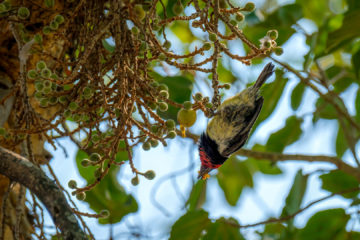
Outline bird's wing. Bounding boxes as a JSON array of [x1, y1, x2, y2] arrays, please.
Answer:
[[221, 97, 263, 157]]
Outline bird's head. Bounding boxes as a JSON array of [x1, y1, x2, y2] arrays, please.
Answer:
[[198, 133, 227, 180]]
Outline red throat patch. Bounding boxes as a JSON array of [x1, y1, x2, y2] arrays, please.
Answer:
[[199, 148, 221, 169]]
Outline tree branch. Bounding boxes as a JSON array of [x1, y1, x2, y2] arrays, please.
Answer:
[[236, 149, 360, 181], [221, 186, 360, 228], [0, 147, 86, 240]]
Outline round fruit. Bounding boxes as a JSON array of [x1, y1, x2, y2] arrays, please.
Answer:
[[177, 109, 196, 127]]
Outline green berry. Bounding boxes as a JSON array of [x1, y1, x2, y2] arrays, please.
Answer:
[[49, 96, 58, 105], [35, 82, 44, 91], [34, 92, 43, 100], [49, 21, 59, 30], [203, 42, 211, 51], [59, 95, 68, 104], [158, 83, 168, 91], [68, 102, 79, 111], [163, 40, 171, 49], [243, 2, 255, 12], [94, 167, 102, 178], [39, 98, 48, 107], [165, 119, 175, 129], [150, 139, 159, 148], [42, 26, 51, 35], [274, 46, 283, 56], [134, 4, 145, 21], [151, 125, 159, 134], [36, 61, 47, 70], [42, 87, 51, 94], [41, 68, 52, 78], [263, 40, 271, 48], [159, 90, 169, 98], [150, 81, 159, 88], [76, 192, 86, 201], [54, 14, 64, 24], [44, 0, 55, 8], [172, 0, 183, 15], [28, 69, 38, 79], [68, 180, 77, 189], [183, 101, 192, 110], [194, 92, 203, 101], [90, 153, 101, 162], [34, 34, 42, 44], [224, 83, 231, 90], [92, 134, 100, 143], [209, 33, 217, 42], [142, 142, 151, 151], [267, 30, 278, 40], [81, 159, 91, 167], [99, 210, 110, 218], [167, 131, 177, 139], [235, 12, 244, 22], [158, 102, 168, 112], [83, 86, 93, 98], [50, 73, 58, 80], [17, 7, 30, 20], [177, 108, 196, 127], [144, 170, 156, 180], [131, 176, 139, 186], [43, 80, 51, 88], [158, 53, 166, 61]]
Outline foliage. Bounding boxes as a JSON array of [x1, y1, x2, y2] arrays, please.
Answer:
[[0, 0, 360, 239]]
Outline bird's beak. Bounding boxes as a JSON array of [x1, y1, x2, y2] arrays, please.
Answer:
[[198, 165, 212, 180]]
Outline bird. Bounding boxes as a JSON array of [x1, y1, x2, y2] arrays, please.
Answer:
[[198, 63, 275, 180]]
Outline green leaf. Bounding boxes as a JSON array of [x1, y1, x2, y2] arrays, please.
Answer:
[[85, 169, 138, 224], [281, 170, 308, 218], [171, 21, 196, 43], [336, 122, 348, 158], [290, 82, 306, 110], [151, 74, 193, 122], [75, 149, 138, 224], [356, 88, 360, 122], [259, 223, 286, 239], [266, 116, 303, 153], [203, 217, 245, 240], [252, 69, 288, 133], [186, 181, 207, 211], [102, 39, 115, 53], [326, 66, 354, 93], [217, 157, 253, 206], [298, 209, 350, 240], [327, 9, 360, 53], [320, 170, 360, 198], [296, 0, 328, 26], [76, 150, 97, 182], [217, 60, 236, 83], [347, 0, 360, 11], [170, 210, 211, 240], [314, 95, 347, 121], [245, 144, 282, 175], [352, 49, 360, 79], [244, 4, 303, 46]]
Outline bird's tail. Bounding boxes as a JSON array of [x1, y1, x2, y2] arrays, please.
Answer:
[[252, 63, 275, 91]]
